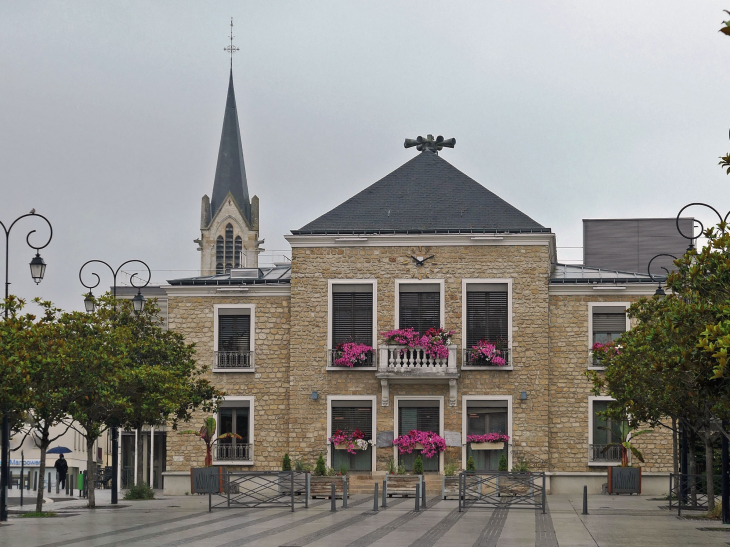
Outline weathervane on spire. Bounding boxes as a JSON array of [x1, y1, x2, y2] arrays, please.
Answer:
[[224, 18, 239, 69]]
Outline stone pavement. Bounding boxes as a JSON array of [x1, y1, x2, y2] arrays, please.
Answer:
[[2, 491, 730, 546]]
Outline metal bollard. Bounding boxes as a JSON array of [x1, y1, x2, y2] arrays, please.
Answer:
[[33, 470, 37, 491], [330, 482, 336, 512], [415, 484, 420, 511], [342, 478, 348, 509], [422, 479, 426, 509], [373, 483, 379, 511], [582, 485, 588, 515], [48, 472, 52, 493], [56, 472, 60, 494], [382, 479, 387, 508]]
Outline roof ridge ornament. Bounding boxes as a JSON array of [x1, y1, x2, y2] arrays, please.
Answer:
[[404, 134, 456, 154], [224, 17, 239, 70]]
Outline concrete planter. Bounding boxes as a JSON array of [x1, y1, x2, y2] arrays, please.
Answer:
[[608, 467, 641, 494], [470, 442, 504, 450]]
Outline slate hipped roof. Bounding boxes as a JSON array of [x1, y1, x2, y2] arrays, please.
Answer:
[[292, 150, 547, 234], [210, 69, 252, 224]]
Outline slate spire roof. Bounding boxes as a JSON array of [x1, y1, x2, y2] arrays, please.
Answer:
[[210, 69, 252, 224], [293, 150, 547, 234]]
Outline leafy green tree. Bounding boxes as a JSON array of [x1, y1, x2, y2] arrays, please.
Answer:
[[282, 453, 292, 471], [466, 456, 475, 471], [314, 454, 326, 476], [498, 454, 508, 472], [413, 455, 423, 475]]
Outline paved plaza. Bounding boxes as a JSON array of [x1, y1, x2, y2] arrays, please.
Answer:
[[2, 490, 730, 547]]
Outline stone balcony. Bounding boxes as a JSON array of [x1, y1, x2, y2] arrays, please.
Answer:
[[376, 345, 459, 407]]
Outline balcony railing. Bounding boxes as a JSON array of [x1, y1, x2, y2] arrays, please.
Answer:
[[378, 345, 457, 374], [589, 443, 622, 462], [327, 349, 375, 368], [214, 350, 254, 369], [215, 442, 253, 461], [462, 348, 512, 368]]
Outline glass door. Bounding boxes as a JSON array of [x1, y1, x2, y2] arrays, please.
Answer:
[[466, 405, 508, 471], [398, 406, 440, 472]]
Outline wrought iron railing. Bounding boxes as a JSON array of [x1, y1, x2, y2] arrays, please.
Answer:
[[669, 473, 722, 515], [589, 443, 622, 462], [327, 349, 375, 368], [215, 443, 253, 461], [214, 351, 254, 369], [462, 348, 512, 368]]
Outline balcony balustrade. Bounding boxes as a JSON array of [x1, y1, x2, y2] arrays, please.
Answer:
[[589, 443, 622, 463], [214, 350, 255, 370]]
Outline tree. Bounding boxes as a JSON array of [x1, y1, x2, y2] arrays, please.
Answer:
[[282, 453, 291, 471]]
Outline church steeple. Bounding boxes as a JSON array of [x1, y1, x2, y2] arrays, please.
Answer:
[[209, 69, 252, 224]]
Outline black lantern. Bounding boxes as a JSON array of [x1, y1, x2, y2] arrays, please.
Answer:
[[132, 290, 145, 313], [84, 291, 95, 313], [654, 285, 666, 298], [29, 252, 46, 284]]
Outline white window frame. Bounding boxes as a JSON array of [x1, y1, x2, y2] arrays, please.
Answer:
[[213, 303, 256, 373], [588, 395, 621, 466], [393, 395, 444, 474], [461, 395, 513, 470], [394, 279, 445, 331], [587, 302, 630, 371], [326, 395, 378, 472], [214, 395, 255, 466], [327, 279, 378, 370], [461, 279, 513, 370]]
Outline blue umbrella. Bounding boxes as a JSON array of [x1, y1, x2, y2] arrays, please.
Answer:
[[46, 446, 72, 454]]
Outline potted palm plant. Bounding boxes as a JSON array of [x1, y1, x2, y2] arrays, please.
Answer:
[[601, 423, 650, 495]]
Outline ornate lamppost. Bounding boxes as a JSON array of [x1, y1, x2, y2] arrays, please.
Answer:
[[78, 259, 150, 504], [0, 211, 52, 522]]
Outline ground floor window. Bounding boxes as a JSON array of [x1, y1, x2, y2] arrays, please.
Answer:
[[590, 399, 628, 463], [330, 401, 373, 472], [466, 402, 508, 471], [216, 398, 253, 462], [398, 403, 440, 472], [120, 429, 167, 489]]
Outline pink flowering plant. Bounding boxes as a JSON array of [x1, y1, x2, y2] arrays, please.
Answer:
[[381, 327, 455, 360], [591, 341, 621, 365], [328, 428, 374, 454], [466, 433, 510, 444], [334, 342, 374, 367], [468, 340, 506, 366], [392, 430, 447, 458]]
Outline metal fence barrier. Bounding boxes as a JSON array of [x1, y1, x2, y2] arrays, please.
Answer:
[[458, 471, 546, 513], [208, 470, 310, 512], [669, 473, 722, 516]]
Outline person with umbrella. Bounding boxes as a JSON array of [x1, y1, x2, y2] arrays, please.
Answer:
[[50, 448, 70, 490]]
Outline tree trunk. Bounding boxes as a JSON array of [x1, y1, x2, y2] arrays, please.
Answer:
[[87, 436, 96, 508], [672, 417, 679, 476], [705, 433, 715, 513], [689, 430, 698, 506], [35, 427, 49, 513]]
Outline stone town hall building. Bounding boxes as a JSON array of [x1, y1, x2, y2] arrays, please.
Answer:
[[161, 70, 672, 495]]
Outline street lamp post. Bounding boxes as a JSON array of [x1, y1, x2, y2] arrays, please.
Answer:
[[78, 259, 150, 505], [0, 212, 52, 522]]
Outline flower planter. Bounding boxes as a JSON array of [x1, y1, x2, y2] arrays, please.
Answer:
[[608, 467, 641, 495], [470, 442, 504, 450], [498, 473, 534, 497], [335, 444, 364, 450], [309, 475, 348, 499], [442, 475, 460, 499], [384, 474, 423, 497], [413, 443, 424, 450]]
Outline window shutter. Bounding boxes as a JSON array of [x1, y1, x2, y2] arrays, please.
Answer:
[[218, 315, 250, 352], [399, 407, 439, 436], [466, 292, 508, 347], [332, 293, 373, 346], [399, 292, 440, 334], [592, 313, 626, 333], [331, 407, 372, 439]]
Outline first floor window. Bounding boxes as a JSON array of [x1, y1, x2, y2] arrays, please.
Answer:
[[398, 404, 439, 471], [218, 404, 251, 461], [465, 284, 508, 347], [590, 400, 628, 462], [592, 306, 627, 346], [216, 309, 252, 368], [466, 402, 508, 471], [399, 284, 440, 334], [331, 402, 373, 471]]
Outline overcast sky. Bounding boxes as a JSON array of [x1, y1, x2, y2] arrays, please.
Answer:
[[2, 1, 730, 312]]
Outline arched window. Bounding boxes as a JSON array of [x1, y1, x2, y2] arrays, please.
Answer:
[[225, 224, 234, 273], [234, 236, 242, 268], [216, 236, 224, 274]]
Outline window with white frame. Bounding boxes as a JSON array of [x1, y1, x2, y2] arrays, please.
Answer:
[[328, 282, 376, 368], [465, 401, 508, 471], [590, 304, 628, 367], [215, 306, 254, 369], [397, 400, 440, 472], [463, 281, 510, 367], [588, 398, 628, 464], [330, 400, 374, 471], [216, 398, 253, 463], [398, 283, 440, 334]]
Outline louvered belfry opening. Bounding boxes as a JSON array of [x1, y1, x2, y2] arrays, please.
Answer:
[[466, 284, 508, 347], [398, 403, 440, 471], [331, 402, 373, 471], [331, 284, 374, 366], [592, 306, 626, 345], [216, 236, 224, 274], [224, 224, 234, 272], [399, 283, 440, 334]]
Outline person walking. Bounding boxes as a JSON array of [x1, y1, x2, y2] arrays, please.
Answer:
[[54, 454, 68, 490]]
